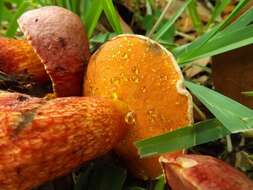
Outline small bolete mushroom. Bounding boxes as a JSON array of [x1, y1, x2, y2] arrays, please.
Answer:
[[18, 6, 89, 97], [160, 154, 253, 190], [0, 91, 129, 190], [84, 34, 193, 179], [0, 38, 49, 84]]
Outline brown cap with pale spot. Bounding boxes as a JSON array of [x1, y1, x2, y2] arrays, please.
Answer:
[[84, 34, 193, 179], [18, 6, 89, 97]]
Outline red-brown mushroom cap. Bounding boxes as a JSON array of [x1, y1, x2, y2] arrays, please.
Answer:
[[160, 154, 253, 190], [18, 6, 89, 97]]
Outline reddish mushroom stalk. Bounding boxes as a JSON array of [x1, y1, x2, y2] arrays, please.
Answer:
[[0, 91, 129, 190]]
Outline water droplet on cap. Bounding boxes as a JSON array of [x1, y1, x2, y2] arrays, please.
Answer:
[[125, 111, 136, 125]]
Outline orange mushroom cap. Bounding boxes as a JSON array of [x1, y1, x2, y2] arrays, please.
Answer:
[[0, 38, 49, 84], [18, 6, 89, 97], [160, 154, 253, 190], [84, 34, 193, 179]]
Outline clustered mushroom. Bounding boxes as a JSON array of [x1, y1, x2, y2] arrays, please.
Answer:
[[0, 5, 253, 190]]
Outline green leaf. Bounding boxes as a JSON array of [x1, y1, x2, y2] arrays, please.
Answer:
[[242, 91, 253, 97], [6, 1, 31, 37], [0, 0, 4, 24], [154, 0, 192, 41], [188, 0, 203, 34], [174, 0, 251, 64], [83, 0, 103, 38], [72, 0, 81, 14], [153, 176, 165, 190], [102, 0, 122, 34], [64, 0, 72, 11], [207, 0, 231, 27], [90, 32, 116, 44], [185, 81, 253, 133], [135, 119, 229, 158], [136, 81, 253, 158], [178, 22, 253, 62]]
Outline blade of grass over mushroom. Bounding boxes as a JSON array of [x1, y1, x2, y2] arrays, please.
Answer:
[[173, 0, 251, 64], [242, 91, 253, 97], [135, 119, 229, 158], [185, 81, 253, 132], [82, 0, 103, 38], [6, 1, 30, 37], [153, 176, 166, 190], [153, 0, 192, 41], [102, 0, 123, 34], [207, 0, 231, 27], [188, 0, 203, 34]]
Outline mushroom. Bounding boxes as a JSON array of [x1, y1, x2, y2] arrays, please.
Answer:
[[160, 154, 253, 190], [0, 91, 129, 190], [17, 6, 89, 97], [84, 34, 193, 179], [0, 38, 49, 84]]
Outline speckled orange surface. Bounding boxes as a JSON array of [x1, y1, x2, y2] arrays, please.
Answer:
[[84, 34, 193, 179], [160, 154, 253, 190], [0, 91, 129, 190], [0, 38, 49, 83]]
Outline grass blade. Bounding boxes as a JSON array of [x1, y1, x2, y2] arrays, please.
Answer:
[[147, 0, 173, 37], [102, 0, 122, 34], [178, 23, 253, 62], [207, 0, 231, 27], [242, 91, 253, 97], [153, 176, 165, 190], [154, 0, 192, 40], [219, 7, 253, 35], [72, 0, 81, 14], [185, 81, 253, 133], [6, 1, 31, 37], [174, 0, 251, 63], [135, 119, 229, 158], [83, 0, 103, 38], [64, 0, 72, 11], [136, 80, 253, 157], [0, 0, 4, 24], [187, 0, 203, 34]]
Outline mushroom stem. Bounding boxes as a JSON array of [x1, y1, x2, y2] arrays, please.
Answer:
[[0, 91, 129, 190]]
